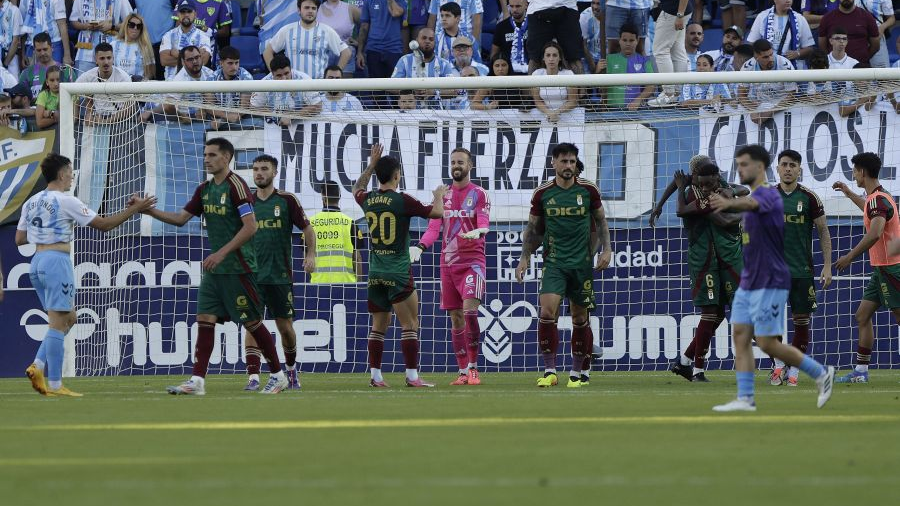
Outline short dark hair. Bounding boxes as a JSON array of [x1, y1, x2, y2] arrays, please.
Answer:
[[253, 154, 278, 169], [552, 143, 579, 159], [180, 45, 200, 61], [33, 32, 52, 46], [206, 138, 235, 159], [807, 49, 828, 70], [851, 152, 882, 178], [778, 149, 802, 165], [41, 153, 71, 183], [321, 180, 341, 201], [374, 156, 401, 185], [619, 23, 640, 38], [734, 44, 754, 59], [218, 46, 240, 62], [832, 26, 848, 37], [696, 162, 720, 177], [696, 54, 714, 67], [297, 0, 320, 7], [735, 144, 771, 168], [94, 42, 113, 55], [324, 64, 343, 76], [451, 147, 474, 165], [439, 2, 462, 17], [270, 54, 292, 73], [752, 39, 773, 54]]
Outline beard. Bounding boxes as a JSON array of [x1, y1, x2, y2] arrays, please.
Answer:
[[451, 169, 467, 182], [255, 179, 273, 189], [558, 169, 574, 180], [422, 48, 434, 59], [180, 17, 193, 28]]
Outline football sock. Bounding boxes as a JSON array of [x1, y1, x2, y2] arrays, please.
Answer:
[[44, 328, 64, 388], [451, 328, 468, 371], [693, 315, 718, 370], [370, 368, 383, 382], [798, 355, 825, 379], [192, 321, 215, 378], [464, 309, 480, 365], [788, 366, 799, 379], [406, 368, 419, 381], [538, 318, 559, 370], [34, 338, 48, 371], [367, 331, 385, 369], [736, 371, 754, 399], [680, 354, 691, 366], [693, 367, 704, 376], [581, 325, 593, 372], [773, 358, 786, 369], [284, 345, 297, 369], [569, 370, 580, 379], [467, 362, 477, 370], [792, 317, 810, 353], [247, 321, 282, 373], [856, 346, 871, 373], [286, 363, 296, 372], [400, 330, 419, 370], [571, 320, 589, 375], [245, 346, 262, 376]]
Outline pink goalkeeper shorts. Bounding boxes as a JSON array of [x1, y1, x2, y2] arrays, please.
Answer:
[[440, 263, 487, 310]]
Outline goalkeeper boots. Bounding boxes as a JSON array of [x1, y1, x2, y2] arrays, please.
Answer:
[[536, 371, 558, 387], [286, 369, 300, 390], [669, 360, 693, 382], [467, 367, 481, 385], [770, 367, 787, 386], [25, 363, 48, 395], [167, 378, 205, 396], [450, 373, 468, 386], [260, 372, 288, 394], [836, 370, 869, 384], [46, 386, 83, 397]]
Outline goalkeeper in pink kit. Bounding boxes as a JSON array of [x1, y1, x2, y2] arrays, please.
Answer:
[[411, 148, 491, 385]]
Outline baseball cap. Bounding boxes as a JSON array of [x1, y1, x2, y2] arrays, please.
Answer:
[[452, 36, 473, 48], [724, 25, 744, 39], [176, 0, 194, 12], [4, 81, 33, 102]]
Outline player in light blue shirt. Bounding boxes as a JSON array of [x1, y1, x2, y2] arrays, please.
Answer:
[[16, 153, 156, 397]]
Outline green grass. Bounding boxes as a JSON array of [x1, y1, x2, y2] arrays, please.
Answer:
[[1, 371, 899, 505]]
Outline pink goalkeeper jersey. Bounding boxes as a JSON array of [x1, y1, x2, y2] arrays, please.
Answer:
[[419, 182, 490, 267]]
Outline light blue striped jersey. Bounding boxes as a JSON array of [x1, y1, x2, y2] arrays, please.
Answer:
[[434, 27, 479, 65], [19, 0, 67, 44], [322, 92, 364, 112], [256, 0, 299, 54], [109, 38, 145, 78], [681, 82, 731, 101], [170, 65, 216, 115], [428, 0, 483, 37], [208, 67, 254, 108], [17, 190, 98, 244], [579, 7, 604, 63], [249, 69, 323, 112], [1, 1, 23, 51], [70, 0, 133, 64], [159, 25, 212, 80], [391, 53, 456, 78], [605, 0, 652, 9], [267, 21, 348, 79]]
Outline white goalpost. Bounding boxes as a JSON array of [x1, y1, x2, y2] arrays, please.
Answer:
[[57, 68, 900, 377]]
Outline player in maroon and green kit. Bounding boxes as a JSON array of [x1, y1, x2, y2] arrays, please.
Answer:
[[352, 144, 446, 387], [143, 138, 287, 395], [242, 155, 316, 391], [515, 143, 612, 388]]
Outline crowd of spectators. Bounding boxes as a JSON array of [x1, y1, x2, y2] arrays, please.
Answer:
[[2, 0, 900, 132]]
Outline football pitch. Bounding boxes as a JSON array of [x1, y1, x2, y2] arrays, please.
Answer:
[[1, 371, 899, 505]]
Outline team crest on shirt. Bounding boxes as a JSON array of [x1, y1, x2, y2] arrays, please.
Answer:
[[274, 205, 281, 217], [633, 63, 643, 71], [797, 201, 803, 212], [577, 194, 583, 206], [220, 193, 226, 204], [466, 196, 473, 207], [208, 7, 215, 16]]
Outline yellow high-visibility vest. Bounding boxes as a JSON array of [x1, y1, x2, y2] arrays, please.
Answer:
[[309, 210, 357, 283]]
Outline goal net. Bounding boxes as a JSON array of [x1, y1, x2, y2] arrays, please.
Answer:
[[59, 68, 900, 377]]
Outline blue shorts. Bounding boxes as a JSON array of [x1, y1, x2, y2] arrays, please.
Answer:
[[605, 7, 650, 40], [730, 288, 788, 337], [29, 250, 76, 312]]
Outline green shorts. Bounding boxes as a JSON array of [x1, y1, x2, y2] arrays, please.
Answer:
[[862, 264, 900, 309], [260, 283, 295, 320], [689, 264, 740, 307], [367, 270, 416, 313], [788, 277, 818, 314], [197, 273, 263, 323], [540, 265, 595, 310]]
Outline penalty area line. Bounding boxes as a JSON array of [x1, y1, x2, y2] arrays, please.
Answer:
[[6, 414, 900, 431]]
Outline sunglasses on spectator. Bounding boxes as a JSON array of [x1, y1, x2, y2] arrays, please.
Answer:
[[127, 21, 143, 29]]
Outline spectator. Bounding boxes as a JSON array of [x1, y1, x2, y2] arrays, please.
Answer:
[[18, 0, 72, 66], [718, 0, 746, 36], [168, 45, 216, 123], [530, 41, 578, 123], [605, 0, 652, 57], [172, 0, 233, 62], [0, 92, 12, 128], [826, 27, 858, 69], [801, 0, 840, 30], [731, 42, 753, 71], [1, 0, 24, 75], [250, 54, 323, 125], [704, 25, 742, 72], [75, 42, 133, 126], [854, 0, 893, 68], [680, 54, 731, 111], [528, 0, 584, 73], [738, 39, 797, 125], [403, 0, 430, 50], [204, 45, 255, 129], [746, 0, 816, 69], [318, 0, 361, 77], [18, 32, 75, 99], [34, 64, 59, 129], [818, 0, 879, 68], [69, 0, 133, 75], [0, 62, 15, 89], [471, 54, 525, 110], [357, 0, 406, 79], [490, 0, 528, 74], [427, 0, 482, 46], [684, 21, 703, 71], [135, 0, 175, 80], [392, 27, 455, 107], [160, 1, 212, 80], [109, 13, 155, 81], [258, 0, 301, 57], [604, 23, 656, 111], [647, 0, 692, 106], [264, 0, 351, 79], [435, 2, 478, 65], [451, 36, 487, 74], [580, 0, 605, 74], [1, 81, 34, 129], [397, 89, 418, 110], [443, 64, 478, 109], [322, 64, 364, 112]]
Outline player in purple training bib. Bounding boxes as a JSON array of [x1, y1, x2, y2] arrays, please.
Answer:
[[708, 144, 835, 412]]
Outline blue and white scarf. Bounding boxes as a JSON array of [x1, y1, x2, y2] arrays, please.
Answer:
[[764, 8, 800, 54], [510, 17, 528, 73]]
